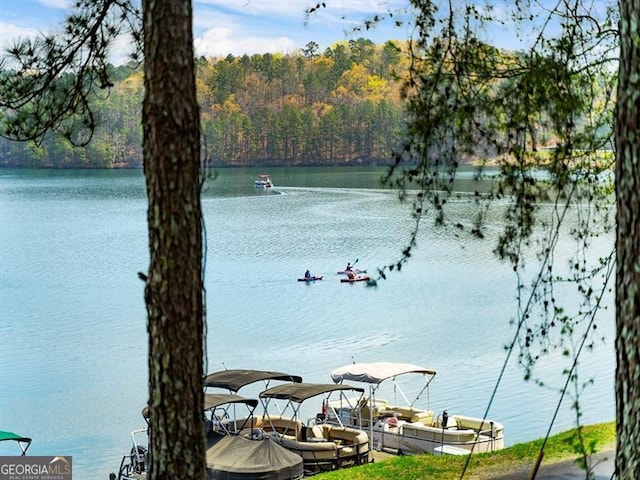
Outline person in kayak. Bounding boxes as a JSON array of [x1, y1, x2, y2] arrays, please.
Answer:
[[305, 269, 311, 279], [345, 262, 352, 271]]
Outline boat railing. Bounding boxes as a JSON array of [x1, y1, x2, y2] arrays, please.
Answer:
[[116, 428, 148, 480]]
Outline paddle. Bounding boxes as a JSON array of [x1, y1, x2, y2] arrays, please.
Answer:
[[339, 258, 359, 274], [345, 258, 359, 275]]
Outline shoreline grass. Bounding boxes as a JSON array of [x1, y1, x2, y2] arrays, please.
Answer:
[[316, 421, 615, 480]]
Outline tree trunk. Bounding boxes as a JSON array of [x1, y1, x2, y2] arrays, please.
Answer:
[[142, 0, 205, 479], [615, 0, 640, 477]]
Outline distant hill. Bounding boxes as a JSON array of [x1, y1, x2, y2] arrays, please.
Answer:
[[0, 39, 409, 169]]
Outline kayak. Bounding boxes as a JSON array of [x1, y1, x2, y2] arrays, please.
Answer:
[[337, 268, 367, 275], [340, 274, 370, 283], [298, 276, 323, 282]]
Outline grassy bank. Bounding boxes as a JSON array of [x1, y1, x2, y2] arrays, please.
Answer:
[[317, 422, 615, 480]]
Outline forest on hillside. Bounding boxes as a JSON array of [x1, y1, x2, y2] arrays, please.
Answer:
[[0, 39, 409, 169], [0, 36, 604, 169]]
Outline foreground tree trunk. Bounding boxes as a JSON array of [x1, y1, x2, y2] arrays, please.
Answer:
[[142, 0, 206, 479], [615, 0, 640, 478]]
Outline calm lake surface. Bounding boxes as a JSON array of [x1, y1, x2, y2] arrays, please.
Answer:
[[0, 167, 615, 479]]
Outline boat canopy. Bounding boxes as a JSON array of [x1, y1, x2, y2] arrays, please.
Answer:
[[140, 394, 258, 423], [331, 362, 437, 385], [204, 369, 302, 392], [260, 383, 364, 404], [0, 430, 32, 455], [204, 393, 259, 411]]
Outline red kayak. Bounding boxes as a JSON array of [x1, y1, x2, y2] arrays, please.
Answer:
[[298, 276, 323, 282], [340, 274, 370, 283]]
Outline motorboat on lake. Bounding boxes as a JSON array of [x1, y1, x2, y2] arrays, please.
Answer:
[[256, 383, 371, 475], [328, 362, 505, 455], [0, 430, 31, 455], [254, 174, 273, 188]]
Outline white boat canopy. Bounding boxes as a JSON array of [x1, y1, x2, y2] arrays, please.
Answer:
[[330, 362, 436, 385]]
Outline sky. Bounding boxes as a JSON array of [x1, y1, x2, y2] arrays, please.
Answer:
[[0, 0, 415, 63]]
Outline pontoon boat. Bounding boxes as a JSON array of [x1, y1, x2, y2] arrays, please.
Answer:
[[258, 383, 371, 474], [254, 174, 273, 188], [329, 362, 505, 455]]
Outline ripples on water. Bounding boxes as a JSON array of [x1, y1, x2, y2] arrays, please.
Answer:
[[0, 167, 615, 479]]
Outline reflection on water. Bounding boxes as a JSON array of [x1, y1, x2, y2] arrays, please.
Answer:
[[0, 167, 615, 479]]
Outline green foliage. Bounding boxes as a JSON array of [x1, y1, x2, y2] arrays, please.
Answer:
[[1, 39, 407, 168], [0, 0, 141, 149], [315, 422, 615, 480], [376, 1, 618, 475]]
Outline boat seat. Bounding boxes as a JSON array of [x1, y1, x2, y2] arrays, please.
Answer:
[[309, 425, 324, 440], [411, 411, 435, 426], [388, 405, 426, 421], [339, 446, 354, 456]]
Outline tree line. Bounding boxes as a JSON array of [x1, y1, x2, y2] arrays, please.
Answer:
[[1, 37, 610, 170], [0, 38, 409, 168]]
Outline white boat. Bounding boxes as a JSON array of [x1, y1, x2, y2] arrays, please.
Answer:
[[328, 362, 505, 455], [254, 174, 273, 188]]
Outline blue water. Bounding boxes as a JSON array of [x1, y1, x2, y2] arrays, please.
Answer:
[[0, 167, 615, 479]]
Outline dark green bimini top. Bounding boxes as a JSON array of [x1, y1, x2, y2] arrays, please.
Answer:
[[204, 393, 259, 411], [0, 430, 32, 455], [259, 383, 364, 404], [203, 369, 302, 392]]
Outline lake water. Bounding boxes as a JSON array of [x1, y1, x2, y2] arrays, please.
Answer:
[[0, 167, 615, 479]]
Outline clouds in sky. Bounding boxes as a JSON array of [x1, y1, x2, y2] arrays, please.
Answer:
[[194, 0, 410, 57], [1, 0, 409, 63], [1, 0, 615, 61]]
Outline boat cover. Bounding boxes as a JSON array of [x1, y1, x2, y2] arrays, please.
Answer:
[[204, 369, 302, 392], [207, 436, 303, 480], [259, 383, 364, 403], [331, 362, 437, 385]]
